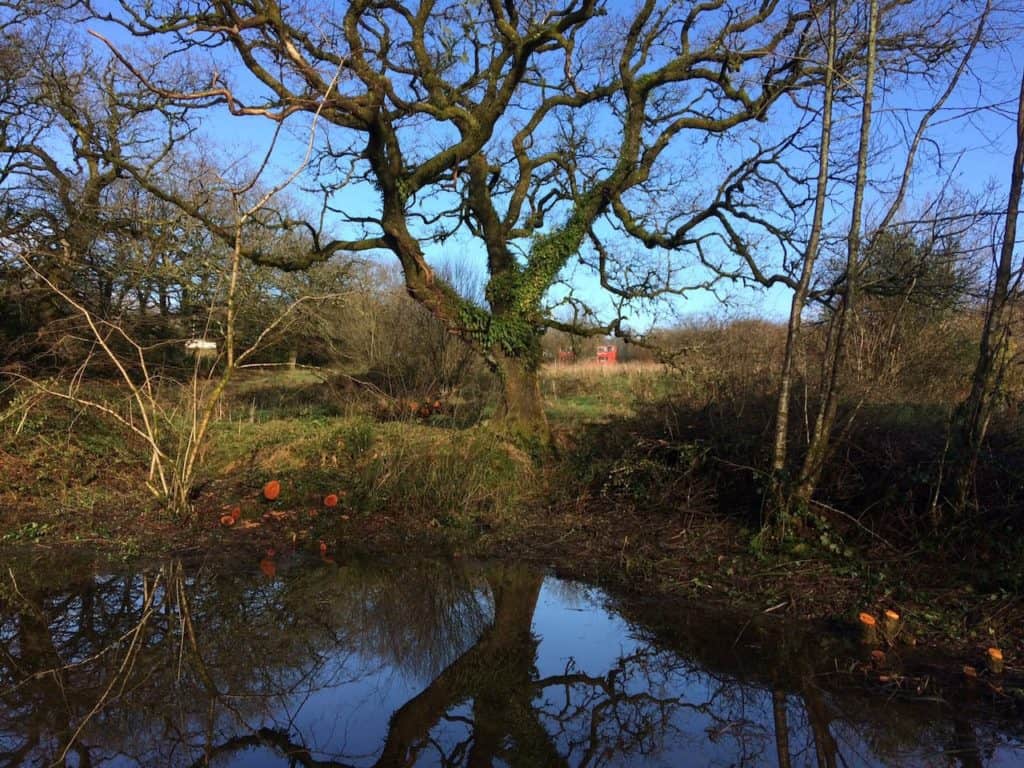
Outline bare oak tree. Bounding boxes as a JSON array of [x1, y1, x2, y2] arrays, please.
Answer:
[[91, 0, 823, 441]]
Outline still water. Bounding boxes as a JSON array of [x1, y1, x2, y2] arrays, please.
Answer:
[[0, 556, 1021, 767]]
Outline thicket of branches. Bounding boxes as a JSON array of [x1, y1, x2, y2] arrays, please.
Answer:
[[1, 0, 1022, 527]]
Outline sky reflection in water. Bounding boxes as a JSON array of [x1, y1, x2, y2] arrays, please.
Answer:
[[0, 558, 1021, 767]]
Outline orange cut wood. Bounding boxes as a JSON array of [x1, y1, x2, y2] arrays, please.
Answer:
[[988, 647, 1004, 674], [858, 612, 878, 645], [881, 609, 901, 643], [219, 514, 235, 527], [324, 493, 339, 507], [263, 480, 281, 501]]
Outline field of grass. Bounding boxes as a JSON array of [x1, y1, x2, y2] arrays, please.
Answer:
[[0, 361, 687, 557], [541, 362, 674, 423]]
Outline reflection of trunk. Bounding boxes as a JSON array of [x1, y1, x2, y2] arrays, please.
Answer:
[[492, 345, 549, 443], [487, 567, 543, 656], [376, 568, 563, 767], [772, 689, 792, 768], [951, 714, 984, 768], [18, 605, 62, 673], [12, 594, 76, 760], [469, 568, 560, 768], [951, 70, 1024, 514], [802, 679, 838, 768]]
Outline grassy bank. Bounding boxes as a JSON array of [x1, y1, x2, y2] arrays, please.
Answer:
[[1, 362, 1023, 691]]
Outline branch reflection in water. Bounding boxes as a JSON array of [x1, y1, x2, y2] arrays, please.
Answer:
[[0, 557, 1020, 767]]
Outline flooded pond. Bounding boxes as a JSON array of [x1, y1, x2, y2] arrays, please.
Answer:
[[1, 555, 1021, 767]]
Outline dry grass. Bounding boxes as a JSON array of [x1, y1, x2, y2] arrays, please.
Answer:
[[542, 361, 668, 379], [540, 362, 676, 425]]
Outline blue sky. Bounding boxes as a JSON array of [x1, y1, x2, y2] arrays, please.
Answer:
[[84, 0, 1023, 330]]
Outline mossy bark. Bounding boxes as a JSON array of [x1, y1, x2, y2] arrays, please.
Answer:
[[491, 341, 550, 445]]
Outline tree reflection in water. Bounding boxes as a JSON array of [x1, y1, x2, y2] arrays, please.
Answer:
[[0, 557, 1021, 767]]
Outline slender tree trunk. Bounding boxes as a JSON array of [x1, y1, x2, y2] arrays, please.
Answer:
[[951, 69, 1024, 513], [802, 679, 838, 768], [769, 0, 837, 524], [794, 0, 878, 506], [772, 689, 793, 768]]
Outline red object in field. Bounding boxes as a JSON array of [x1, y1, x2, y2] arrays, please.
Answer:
[[263, 480, 281, 501], [324, 493, 339, 508], [596, 345, 617, 364]]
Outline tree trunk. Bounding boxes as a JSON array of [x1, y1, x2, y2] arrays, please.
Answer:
[[793, 0, 878, 508], [769, 0, 837, 526], [950, 69, 1024, 514], [492, 344, 550, 444]]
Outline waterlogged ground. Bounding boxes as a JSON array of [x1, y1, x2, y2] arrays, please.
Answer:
[[1, 555, 1022, 767]]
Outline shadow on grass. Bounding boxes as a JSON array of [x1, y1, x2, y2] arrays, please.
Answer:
[[564, 389, 1024, 580]]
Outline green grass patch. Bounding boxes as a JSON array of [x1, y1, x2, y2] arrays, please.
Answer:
[[206, 415, 535, 529]]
